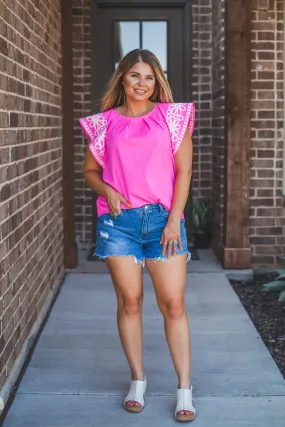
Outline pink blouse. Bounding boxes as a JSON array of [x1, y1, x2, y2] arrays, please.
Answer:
[[79, 102, 196, 218]]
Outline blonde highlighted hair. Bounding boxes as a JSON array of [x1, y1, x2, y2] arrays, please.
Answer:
[[100, 49, 173, 112]]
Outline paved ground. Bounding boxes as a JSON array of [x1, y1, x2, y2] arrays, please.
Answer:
[[2, 269, 285, 426]]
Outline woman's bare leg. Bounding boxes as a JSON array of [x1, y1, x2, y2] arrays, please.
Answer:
[[146, 254, 193, 416], [106, 256, 145, 407]]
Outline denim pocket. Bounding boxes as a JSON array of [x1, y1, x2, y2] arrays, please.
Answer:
[[159, 205, 170, 218], [116, 209, 124, 218], [100, 210, 124, 221]]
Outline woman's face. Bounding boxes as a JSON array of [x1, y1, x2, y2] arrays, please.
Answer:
[[122, 61, 156, 102]]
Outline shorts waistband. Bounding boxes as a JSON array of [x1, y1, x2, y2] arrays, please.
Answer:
[[128, 203, 166, 213]]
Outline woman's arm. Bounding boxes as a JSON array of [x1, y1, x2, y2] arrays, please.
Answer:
[[160, 129, 193, 257], [168, 128, 193, 224], [83, 146, 110, 198], [83, 146, 131, 213]]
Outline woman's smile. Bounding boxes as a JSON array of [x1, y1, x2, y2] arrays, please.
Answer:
[[134, 88, 147, 95]]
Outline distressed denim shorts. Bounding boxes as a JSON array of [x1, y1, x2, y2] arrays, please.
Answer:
[[94, 203, 191, 267]]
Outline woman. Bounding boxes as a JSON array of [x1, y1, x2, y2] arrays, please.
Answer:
[[79, 49, 196, 422]]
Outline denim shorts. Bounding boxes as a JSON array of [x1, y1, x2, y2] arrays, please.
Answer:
[[94, 203, 191, 267]]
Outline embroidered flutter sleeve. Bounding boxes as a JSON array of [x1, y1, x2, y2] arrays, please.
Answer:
[[79, 112, 108, 168], [165, 103, 196, 155]]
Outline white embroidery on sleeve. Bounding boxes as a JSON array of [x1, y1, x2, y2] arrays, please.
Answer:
[[87, 114, 107, 157], [81, 113, 108, 168], [165, 103, 192, 154]]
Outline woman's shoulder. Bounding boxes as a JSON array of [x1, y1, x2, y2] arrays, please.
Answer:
[[157, 101, 195, 113], [80, 109, 113, 122], [79, 109, 113, 133], [157, 102, 195, 124], [90, 109, 113, 122]]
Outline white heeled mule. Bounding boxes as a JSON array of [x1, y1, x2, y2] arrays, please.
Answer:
[[175, 385, 196, 422], [124, 376, 147, 413]]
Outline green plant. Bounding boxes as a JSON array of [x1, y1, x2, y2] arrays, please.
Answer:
[[191, 198, 213, 234], [261, 269, 285, 303]]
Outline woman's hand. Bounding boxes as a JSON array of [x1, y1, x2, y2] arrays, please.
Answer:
[[160, 219, 182, 258], [105, 187, 131, 215]]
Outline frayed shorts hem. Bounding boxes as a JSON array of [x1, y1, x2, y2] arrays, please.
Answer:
[[94, 251, 191, 268], [94, 253, 146, 267]]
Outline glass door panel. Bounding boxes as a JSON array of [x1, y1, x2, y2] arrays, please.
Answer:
[[114, 20, 167, 77]]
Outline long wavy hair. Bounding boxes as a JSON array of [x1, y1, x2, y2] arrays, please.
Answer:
[[100, 49, 173, 112]]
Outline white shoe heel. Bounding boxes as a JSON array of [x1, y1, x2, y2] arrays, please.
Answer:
[[175, 385, 196, 422], [124, 376, 147, 413]]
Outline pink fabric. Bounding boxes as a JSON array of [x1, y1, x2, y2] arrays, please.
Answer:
[[79, 102, 196, 218]]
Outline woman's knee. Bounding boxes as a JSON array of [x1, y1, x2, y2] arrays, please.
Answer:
[[159, 298, 185, 320], [118, 295, 143, 316]]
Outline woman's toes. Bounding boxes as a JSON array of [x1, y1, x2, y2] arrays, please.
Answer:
[[178, 410, 194, 415]]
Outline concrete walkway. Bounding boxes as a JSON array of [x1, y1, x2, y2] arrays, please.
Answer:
[[2, 268, 285, 426]]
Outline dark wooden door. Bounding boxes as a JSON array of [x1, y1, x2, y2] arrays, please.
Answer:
[[91, 2, 193, 243]]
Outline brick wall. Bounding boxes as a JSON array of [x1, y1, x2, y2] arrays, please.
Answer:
[[73, 0, 214, 251], [73, 0, 93, 250], [211, 0, 226, 258], [0, 0, 64, 391], [250, 0, 285, 266], [191, 0, 213, 203]]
